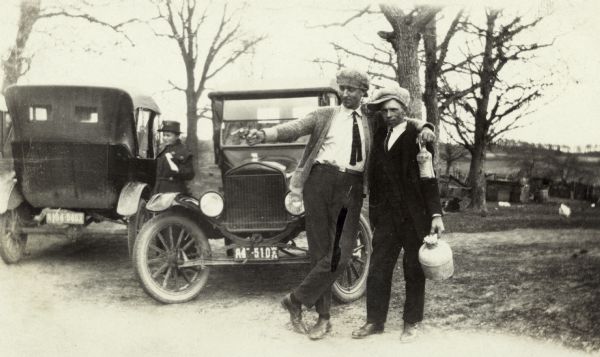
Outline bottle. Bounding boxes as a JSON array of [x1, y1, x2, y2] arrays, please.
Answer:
[[416, 140, 435, 178]]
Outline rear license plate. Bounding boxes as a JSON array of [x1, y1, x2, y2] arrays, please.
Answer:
[[234, 247, 279, 261], [46, 210, 85, 225]]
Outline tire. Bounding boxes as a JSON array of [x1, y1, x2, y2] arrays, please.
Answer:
[[133, 212, 210, 304], [0, 209, 27, 264], [332, 213, 372, 303], [127, 199, 149, 257]]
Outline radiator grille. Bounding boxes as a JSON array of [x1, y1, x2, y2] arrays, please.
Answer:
[[224, 172, 288, 231]]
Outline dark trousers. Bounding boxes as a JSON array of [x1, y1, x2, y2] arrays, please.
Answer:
[[293, 164, 363, 315], [366, 203, 425, 324]]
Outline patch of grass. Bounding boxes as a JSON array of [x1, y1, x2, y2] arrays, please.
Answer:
[[444, 198, 600, 233], [418, 229, 600, 353]]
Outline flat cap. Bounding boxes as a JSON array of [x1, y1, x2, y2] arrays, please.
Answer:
[[367, 85, 410, 110], [336, 68, 370, 92]]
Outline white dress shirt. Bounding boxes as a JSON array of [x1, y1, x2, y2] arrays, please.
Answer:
[[386, 121, 407, 151], [316, 105, 366, 172]]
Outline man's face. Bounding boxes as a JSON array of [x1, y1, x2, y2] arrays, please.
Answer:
[[162, 131, 179, 146], [338, 85, 365, 110], [380, 99, 406, 128]]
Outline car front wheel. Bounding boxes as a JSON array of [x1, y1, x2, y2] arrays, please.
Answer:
[[332, 213, 372, 303], [133, 212, 210, 304]]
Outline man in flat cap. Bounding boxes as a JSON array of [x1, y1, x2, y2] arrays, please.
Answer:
[[154, 120, 195, 194], [351, 85, 444, 342], [247, 70, 434, 340]]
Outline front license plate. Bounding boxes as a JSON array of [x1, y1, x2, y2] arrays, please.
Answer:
[[46, 210, 85, 225], [234, 247, 279, 261]]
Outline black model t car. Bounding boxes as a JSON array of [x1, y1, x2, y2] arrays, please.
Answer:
[[0, 85, 161, 263], [133, 81, 373, 304]]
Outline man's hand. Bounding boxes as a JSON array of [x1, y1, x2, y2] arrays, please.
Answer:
[[246, 129, 265, 146], [430, 216, 445, 236], [418, 127, 436, 144]]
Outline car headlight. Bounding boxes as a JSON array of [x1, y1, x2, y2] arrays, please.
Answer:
[[284, 192, 305, 216], [200, 192, 224, 218]]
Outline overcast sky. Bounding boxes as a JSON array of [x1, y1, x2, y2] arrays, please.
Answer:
[[1, 0, 598, 149]]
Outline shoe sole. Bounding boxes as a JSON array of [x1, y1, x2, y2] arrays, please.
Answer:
[[309, 324, 332, 340], [281, 298, 306, 334], [351, 329, 384, 339]]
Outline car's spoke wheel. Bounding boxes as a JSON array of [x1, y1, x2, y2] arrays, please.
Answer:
[[133, 212, 210, 304], [0, 209, 27, 264], [332, 214, 372, 303], [127, 199, 150, 257]]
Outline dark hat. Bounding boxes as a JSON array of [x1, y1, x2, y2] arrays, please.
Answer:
[[336, 68, 370, 92], [367, 85, 411, 111], [158, 120, 182, 134]]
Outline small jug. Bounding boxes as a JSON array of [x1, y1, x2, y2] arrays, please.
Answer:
[[418, 234, 454, 281]]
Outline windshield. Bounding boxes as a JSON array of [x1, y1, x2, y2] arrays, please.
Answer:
[[221, 96, 322, 146]]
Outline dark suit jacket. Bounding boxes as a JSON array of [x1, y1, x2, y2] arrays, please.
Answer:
[[154, 139, 195, 194], [368, 122, 442, 240]]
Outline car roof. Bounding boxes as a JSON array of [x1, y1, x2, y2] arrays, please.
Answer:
[[208, 78, 339, 99], [5, 84, 161, 114]]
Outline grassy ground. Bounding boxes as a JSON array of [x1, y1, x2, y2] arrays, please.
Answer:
[[444, 198, 600, 232], [419, 229, 600, 353], [416, 199, 600, 353]]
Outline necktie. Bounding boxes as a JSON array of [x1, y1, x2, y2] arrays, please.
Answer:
[[349, 111, 363, 165], [384, 127, 393, 151]]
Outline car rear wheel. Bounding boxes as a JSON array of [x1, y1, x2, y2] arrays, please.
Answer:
[[127, 198, 150, 257], [133, 212, 210, 304], [0, 209, 27, 264], [332, 213, 372, 303]]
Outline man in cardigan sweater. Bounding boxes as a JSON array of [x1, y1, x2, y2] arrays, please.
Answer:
[[248, 70, 434, 340], [352, 85, 444, 342]]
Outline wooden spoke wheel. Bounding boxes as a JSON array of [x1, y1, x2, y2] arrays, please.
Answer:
[[332, 214, 372, 303], [0, 209, 27, 264], [133, 212, 210, 304]]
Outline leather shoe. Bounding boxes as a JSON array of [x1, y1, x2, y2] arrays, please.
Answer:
[[281, 293, 307, 334], [351, 322, 384, 339], [308, 318, 332, 340], [400, 322, 421, 343]]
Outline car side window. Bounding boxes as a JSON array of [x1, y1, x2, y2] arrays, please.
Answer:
[[28, 105, 50, 121], [136, 109, 150, 158]]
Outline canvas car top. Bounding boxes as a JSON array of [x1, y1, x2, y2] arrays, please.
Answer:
[[208, 78, 338, 99], [4, 84, 159, 145]]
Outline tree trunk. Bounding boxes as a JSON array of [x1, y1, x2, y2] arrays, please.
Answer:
[[423, 16, 440, 170], [185, 90, 198, 156], [394, 28, 422, 119], [1, 0, 41, 91], [468, 139, 488, 213]]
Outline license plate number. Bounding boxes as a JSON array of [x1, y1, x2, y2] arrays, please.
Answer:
[[234, 247, 279, 261], [46, 210, 85, 225]]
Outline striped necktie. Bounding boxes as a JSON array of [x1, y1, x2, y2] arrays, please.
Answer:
[[384, 127, 393, 151], [350, 111, 362, 165]]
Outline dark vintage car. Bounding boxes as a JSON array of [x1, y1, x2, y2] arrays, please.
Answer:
[[133, 81, 373, 304], [0, 85, 162, 263]]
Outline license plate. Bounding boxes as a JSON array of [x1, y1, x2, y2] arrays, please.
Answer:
[[234, 247, 279, 261], [46, 210, 85, 225]]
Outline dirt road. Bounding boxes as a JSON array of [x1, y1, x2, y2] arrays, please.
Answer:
[[0, 227, 595, 357]]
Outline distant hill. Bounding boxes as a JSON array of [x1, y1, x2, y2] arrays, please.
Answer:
[[441, 142, 600, 185]]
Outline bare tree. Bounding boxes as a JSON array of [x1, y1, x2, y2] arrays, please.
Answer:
[[1, 0, 138, 91], [440, 9, 553, 212], [148, 0, 265, 154], [311, 5, 463, 169], [440, 141, 467, 177]]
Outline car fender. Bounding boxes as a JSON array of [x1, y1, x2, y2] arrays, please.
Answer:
[[145, 192, 202, 214], [0, 172, 23, 215], [116, 182, 149, 217]]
